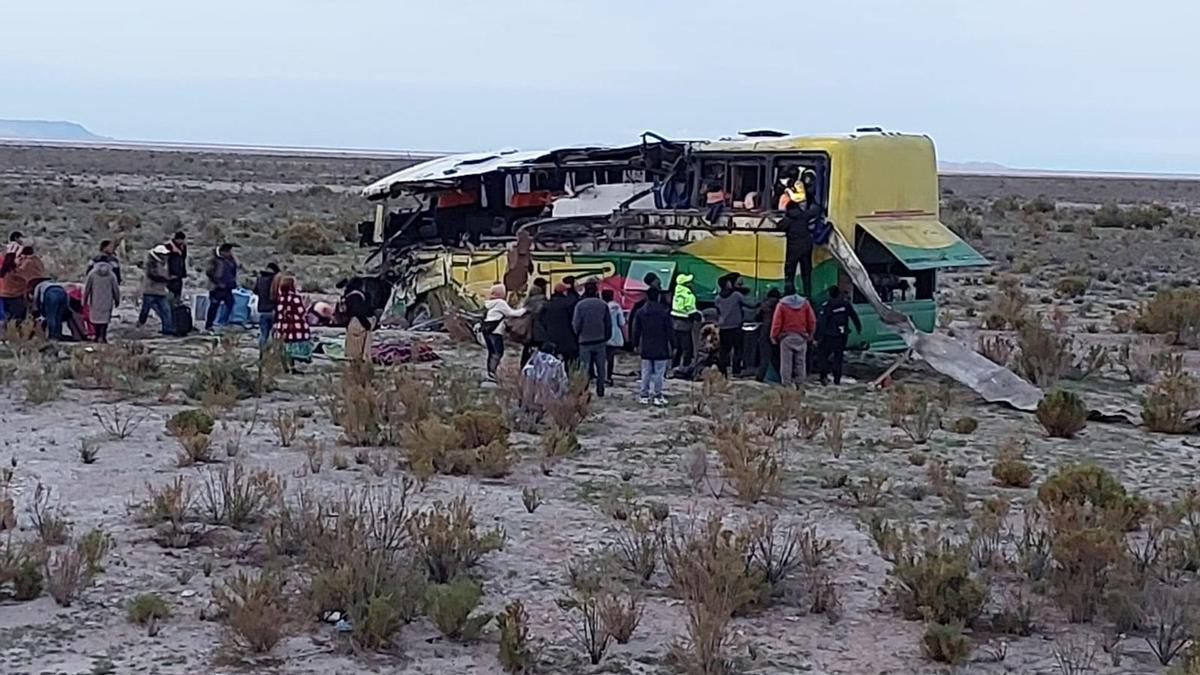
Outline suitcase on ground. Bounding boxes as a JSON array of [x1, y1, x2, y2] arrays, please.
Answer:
[[172, 305, 193, 336]]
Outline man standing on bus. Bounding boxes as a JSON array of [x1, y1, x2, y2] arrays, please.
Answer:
[[779, 168, 822, 297]]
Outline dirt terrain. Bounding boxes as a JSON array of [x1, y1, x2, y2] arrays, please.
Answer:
[[1, 145, 1200, 675]]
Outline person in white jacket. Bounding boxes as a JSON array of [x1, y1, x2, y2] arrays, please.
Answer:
[[481, 283, 527, 380]]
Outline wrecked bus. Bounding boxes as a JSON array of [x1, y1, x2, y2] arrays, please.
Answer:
[[360, 130, 988, 351]]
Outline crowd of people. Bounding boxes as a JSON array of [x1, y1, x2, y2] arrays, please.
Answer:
[[487, 269, 864, 406]]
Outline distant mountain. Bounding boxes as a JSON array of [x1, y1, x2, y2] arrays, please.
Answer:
[[939, 160, 1015, 173], [0, 119, 106, 141]]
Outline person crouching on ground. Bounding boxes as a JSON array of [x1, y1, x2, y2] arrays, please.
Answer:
[[273, 276, 312, 371], [84, 261, 120, 343], [572, 280, 612, 397], [521, 340, 568, 402], [634, 287, 672, 405], [482, 283, 527, 381], [31, 278, 70, 340], [770, 283, 816, 387]]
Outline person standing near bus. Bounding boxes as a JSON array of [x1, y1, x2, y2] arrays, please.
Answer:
[[815, 285, 862, 385], [670, 273, 698, 368], [770, 283, 816, 387]]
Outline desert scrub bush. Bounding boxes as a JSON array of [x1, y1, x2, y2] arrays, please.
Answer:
[[921, 622, 974, 665], [424, 577, 492, 642], [137, 476, 192, 527], [402, 415, 514, 481], [175, 431, 215, 467], [712, 419, 781, 503], [409, 496, 504, 584], [1038, 463, 1146, 531], [842, 470, 890, 508], [1036, 389, 1088, 438], [748, 388, 807, 437], [269, 408, 303, 447], [213, 570, 289, 653], [950, 416, 978, 435], [977, 335, 1015, 367], [0, 535, 45, 601], [78, 437, 101, 464], [28, 483, 70, 545], [1055, 276, 1090, 299], [888, 529, 988, 626], [545, 367, 593, 430], [1136, 288, 1200, 346], [93, 404, 147, 440], [166, 409, 215, 437], [1141, 581, 1196, 665], [127, 592, 170, 624], [1016, 319, 1073, 388], [198, 463, 282, 529], [1050, 525, 1123, 622], [277, 220, 336, 255], [557, 589, 612, 665], [76, 527, 112, 575], [521, 487, 541, 514], [22, 361, 61, 404], [887, 385, 941, 444], [185, 353, 261, 404], [1119, 340, 1166, 383], [44, 546, 90, 607], [983, 276, 1030, 330], [598, 589, 644, 644], [992, 437, 1034, 488], [614, 513, 659, 583], [498, 599, 535, 673], [539, 426, 580, 461], [1141, 355, 1199, 434]]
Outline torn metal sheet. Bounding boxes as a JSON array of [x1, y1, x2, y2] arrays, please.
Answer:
[[362, 150, 545, 197], [825, 228, 1043, 411], [551, 183, 656, 218]]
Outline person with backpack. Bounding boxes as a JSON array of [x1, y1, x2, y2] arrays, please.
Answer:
[[770, 283, 816, 387], [204, 243, 239, 332], [633, 287, 672, 405], [815, 285, 862, 385]]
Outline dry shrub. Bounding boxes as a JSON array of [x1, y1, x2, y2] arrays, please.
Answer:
[[44, 546, 89, 607], [921, 622, 974, 665], [545, 368, 592, 430], [950, 416, 978, 435], [1119, 340, 1166, 383], [1051, 525, 1122, 622], [797, 408, 826, 440], [76, 527, 112, 575], [269, 408, 303, 447], [597, 590, 644, 644], [748, 388, 806, 437], [213, 570, 289, 653], [747, 514, 838, 613], [889, 528, 988, 626], [0, 535, 46, 601], [138, 477, 192, 527], [28, 483, 70, 545], [167, 409, 215, 437], [983, 276, 1030, 330], [888, 385, 941, 444], [712, 419, 781, 503], [1055, 276, 1090, 299], [926, 460, 969, 518], [198, 464, 282, 530], [1016, 319, 1073, 387], [403, 414, 514, 480], [1141, 582, 1197, 665], [977, 335, 1015, 366], [424, 577, 492, 642], [969, 498, 1009, 570], [1141, 355, 1199, 434], [663, 515, 758, 675], [1036, 389, 1088, 438], [185, 352, 261, 404], [22, 362, 61, 404], [614, 513, 659, 582], [127, 592, 170, 624], [442, 308, 477, 344], [498, 599, 535, 673], [277, 220, 336, 255], [297, 483, 424, 651], [325, 364, 431, 446], [1136, 288, 1200, 346], [93, 405, 147, 439], [409, 496, 503, 584], [1039, 463, 1146, 532], [175, 432, 215, 467], [521, 487, 541, 514], [842, 470, 890, 508], [540, 426, 579, 461], [992, 437, 1034, 488], [557, 590, 612, 665]]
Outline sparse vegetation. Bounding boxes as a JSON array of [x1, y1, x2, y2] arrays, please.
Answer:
[[1036, 389, 1088, 438], [212, 570, 289, 653], [127, 592, 170, 624]]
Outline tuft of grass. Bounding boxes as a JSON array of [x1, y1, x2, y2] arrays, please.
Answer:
[[497, 599, 535, 673], [127, 592, 170, 624], [409, 496, 504, 584], [424, 577, 493, 642], [213, 570, 289, 653], [1036, 389, 1088, 438]]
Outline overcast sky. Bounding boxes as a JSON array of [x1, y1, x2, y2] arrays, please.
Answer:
[[3, 0, 1199, 172]]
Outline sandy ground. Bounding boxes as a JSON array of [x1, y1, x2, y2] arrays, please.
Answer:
[[0, 145, 1199, 674]]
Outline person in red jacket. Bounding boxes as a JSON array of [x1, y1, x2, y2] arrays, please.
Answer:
[[770, 283, 816, 387]]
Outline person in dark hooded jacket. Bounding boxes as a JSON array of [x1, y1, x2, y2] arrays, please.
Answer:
[[541, 283, 579, 365], [755, 288, 782, 382], [714, 272, 757, 376], [815, 285, 862, 385], [633, 287, 673, 405], [779, 169, 822, 297], [253, 263, 280, 350]]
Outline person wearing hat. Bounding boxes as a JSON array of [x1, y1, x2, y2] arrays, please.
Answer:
[[137, 244, 174, 334], [204, 243, 240, 332], [253, 262, 281, 350]]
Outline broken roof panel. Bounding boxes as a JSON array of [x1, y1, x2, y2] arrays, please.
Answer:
[[362, 150, 546, 198]]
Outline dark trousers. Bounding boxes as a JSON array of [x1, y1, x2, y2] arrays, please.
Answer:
[[672, 328, 694, 368], [816, 334, 848, 384], [138, 294, 173, 334], [94, 323, 110, 344], [520, 340, 541, 367], [484, 331, 504, 376], [784, 245, 814, 296], [1, 296, 27, 323], [605, 345, 619, 384], [580, 342, 607, 396], [717, 327, 744, 377], [205, 288, 235, 330], [41, 287, 69, 340]]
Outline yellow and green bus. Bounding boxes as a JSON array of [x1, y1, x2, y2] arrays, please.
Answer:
[[363, 129, 988, 350]]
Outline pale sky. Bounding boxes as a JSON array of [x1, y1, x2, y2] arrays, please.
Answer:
[[3, 0, 1199, 172]]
